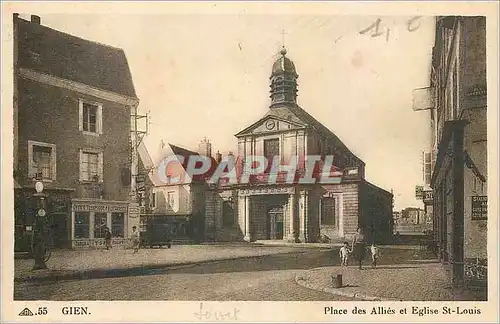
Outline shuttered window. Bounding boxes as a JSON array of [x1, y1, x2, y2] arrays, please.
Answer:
[[79, 149, 103, 182]]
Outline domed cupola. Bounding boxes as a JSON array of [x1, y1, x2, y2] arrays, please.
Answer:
[[269, 47, 299, 107]]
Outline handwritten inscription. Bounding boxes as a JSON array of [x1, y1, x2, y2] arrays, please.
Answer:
[[359, 16, 422, 42], [193, 303, 240, 321], [359, 18, 384, 38], [407, 16, 422, 32]]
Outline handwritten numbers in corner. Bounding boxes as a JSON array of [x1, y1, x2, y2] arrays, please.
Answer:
[[359, 16, 423, 42]]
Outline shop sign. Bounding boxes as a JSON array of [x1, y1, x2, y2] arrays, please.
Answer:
[[415, 185, 424, 199], [471, 196, 487, 220], [423, 190, 433, 202], [72, 203, 128, 213], [128, 203, 140, 218]]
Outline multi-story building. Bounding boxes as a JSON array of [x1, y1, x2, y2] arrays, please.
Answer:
[[137, 140, 210, 244], [211, 48, 394, 244], [401, 207, 426, 225], [13, 14, 140, 250], [414, 16, 487, 286], [139, 49, 394, 244]]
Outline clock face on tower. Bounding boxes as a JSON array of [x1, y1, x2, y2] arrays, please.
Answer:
[[265, 120, 276, 130]]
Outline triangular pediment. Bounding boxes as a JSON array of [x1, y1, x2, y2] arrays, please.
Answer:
[[235, 114, 306, 137]]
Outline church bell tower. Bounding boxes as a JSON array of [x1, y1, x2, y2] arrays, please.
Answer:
[[269, 47, 299, 108]]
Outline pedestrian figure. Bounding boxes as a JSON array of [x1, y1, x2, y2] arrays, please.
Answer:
[[131, 226, 140, 253], [370, 243, 380, 268], [339, 241, 351, 267], [104, 227, 112, 250], [351, 226, 366, 270]]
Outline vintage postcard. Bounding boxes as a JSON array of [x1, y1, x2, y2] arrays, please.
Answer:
[[1, 1, 499, 323]]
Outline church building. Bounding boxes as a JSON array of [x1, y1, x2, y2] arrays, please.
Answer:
[[212, 48, 394, 244]]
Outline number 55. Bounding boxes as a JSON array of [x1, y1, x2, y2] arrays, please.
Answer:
[[38, 307, 48, 315]]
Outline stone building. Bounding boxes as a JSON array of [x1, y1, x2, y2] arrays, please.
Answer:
[[210, 48, 394, 244], [13, 14, 140, 250], [137, 140, 211, 243], [414, 16, 487, 286]]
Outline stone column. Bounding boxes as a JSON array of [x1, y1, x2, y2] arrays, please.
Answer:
[[288, 193, 297, 242], [299, 191, 308, 242], [244, 196, 251, 242]]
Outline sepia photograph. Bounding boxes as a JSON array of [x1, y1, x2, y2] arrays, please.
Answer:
[[2, 1, 498, 323]]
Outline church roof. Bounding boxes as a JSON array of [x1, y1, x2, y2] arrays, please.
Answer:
[[264, 104, 364, 165], [17, 16, 137, 98]]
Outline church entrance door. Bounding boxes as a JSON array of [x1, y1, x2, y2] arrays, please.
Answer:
[[267, 205, 284, 240]]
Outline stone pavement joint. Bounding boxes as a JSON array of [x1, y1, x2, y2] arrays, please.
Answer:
[[295, 262, 488, 301]]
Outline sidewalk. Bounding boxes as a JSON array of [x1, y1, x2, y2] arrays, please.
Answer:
[[15, 244, 309, 283], [296, 261, 488, 301]]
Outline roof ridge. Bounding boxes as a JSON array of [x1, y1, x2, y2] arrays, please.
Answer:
[[290, 105, 364, 163], [168, 143, 199, 156], [17, 16, 125, 52]]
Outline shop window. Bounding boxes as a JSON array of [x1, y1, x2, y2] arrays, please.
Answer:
[[74, 212, 90, 239], [139, 216, 148, 232], [111, 212, 125, 238], [94, 213, 108, 238]]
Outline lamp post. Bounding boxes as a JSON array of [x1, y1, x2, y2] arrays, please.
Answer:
[[32, 180, 48, 270]]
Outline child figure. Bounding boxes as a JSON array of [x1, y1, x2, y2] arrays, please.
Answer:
[[370, 243, 380, 268], [339, 241, 350, 266]]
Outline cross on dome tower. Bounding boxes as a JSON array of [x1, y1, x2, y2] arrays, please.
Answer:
[[269, 46, 299, 108]]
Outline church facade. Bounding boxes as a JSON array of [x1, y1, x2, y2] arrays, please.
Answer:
[[206, 48, 394, 244]]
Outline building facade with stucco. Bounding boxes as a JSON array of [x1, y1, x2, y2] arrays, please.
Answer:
[[13, 14, 140, 250]]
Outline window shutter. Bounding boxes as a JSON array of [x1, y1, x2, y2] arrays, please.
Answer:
[[78, 100, 83, 131], [28, 142, 34, 177], [52, 145, 57, 180], [97, 104, 103, 135], [98, 152, 104, 183], [79, 149, 84, 181]]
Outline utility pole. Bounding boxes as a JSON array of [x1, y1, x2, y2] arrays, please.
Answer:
[[32, 179, 47, 270], [130, 105, 149, 202]]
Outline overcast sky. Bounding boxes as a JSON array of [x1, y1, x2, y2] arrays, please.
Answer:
[[22, 13, 435, 211]]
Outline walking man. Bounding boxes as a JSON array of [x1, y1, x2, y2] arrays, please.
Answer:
[[131, 226, 140, 253], [104, 227, 112, 250], [351, 226, 366, 270]]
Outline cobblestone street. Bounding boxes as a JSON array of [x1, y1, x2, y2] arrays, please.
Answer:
[[13, 245, 438, 301], [15, 249, 353, 300]]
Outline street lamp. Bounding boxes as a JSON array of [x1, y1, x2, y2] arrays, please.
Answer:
[[32, 180, 48, 270]]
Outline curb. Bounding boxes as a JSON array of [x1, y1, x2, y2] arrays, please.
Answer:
[[295, 269, 398, 301], [15, 250, 307, 284]]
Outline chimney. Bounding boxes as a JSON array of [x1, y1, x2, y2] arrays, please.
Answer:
[[198, 137, 212, 157], [216, 151, 222, 164], [31, 15, 41, 24]]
